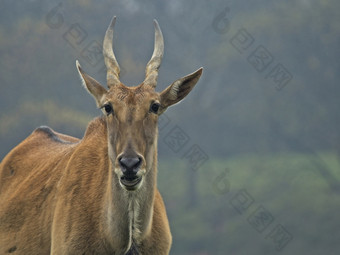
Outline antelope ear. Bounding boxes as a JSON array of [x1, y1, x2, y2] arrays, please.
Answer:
[[159, 68, 203, 113], [76, 60, 107, 107]]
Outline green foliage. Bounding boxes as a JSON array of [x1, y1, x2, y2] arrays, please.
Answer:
[[0, 100, 91, 157], [159, 152, 340, 254]]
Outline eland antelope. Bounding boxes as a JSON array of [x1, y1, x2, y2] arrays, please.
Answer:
[[0, 16, 202, 254]]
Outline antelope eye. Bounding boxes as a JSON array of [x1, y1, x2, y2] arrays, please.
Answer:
[[102, 104, 113, 115], [150, 102, 160, 114]]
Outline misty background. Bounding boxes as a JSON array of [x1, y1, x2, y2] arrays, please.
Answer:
[[1, 0, 340, 254]]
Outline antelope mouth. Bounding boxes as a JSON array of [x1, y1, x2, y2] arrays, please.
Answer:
[[120, 176, 142, 190]]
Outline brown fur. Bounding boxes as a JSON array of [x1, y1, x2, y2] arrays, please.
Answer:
[[0, 117, 171, 254], [0, 17, 202, 254]]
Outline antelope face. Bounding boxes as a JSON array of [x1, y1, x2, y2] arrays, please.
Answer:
[[101, 85, 161, 190], [76, 17, 202, 191]]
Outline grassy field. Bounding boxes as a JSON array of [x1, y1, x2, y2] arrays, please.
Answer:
[[158, 152, 340, 255]]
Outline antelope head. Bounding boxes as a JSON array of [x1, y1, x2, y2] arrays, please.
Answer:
[[76, 17, 202, 191]]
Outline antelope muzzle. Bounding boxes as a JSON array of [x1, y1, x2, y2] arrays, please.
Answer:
[[118, 154, 143, 190]]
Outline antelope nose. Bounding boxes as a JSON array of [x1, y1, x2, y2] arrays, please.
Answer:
[[119, 156, 142, 175]]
